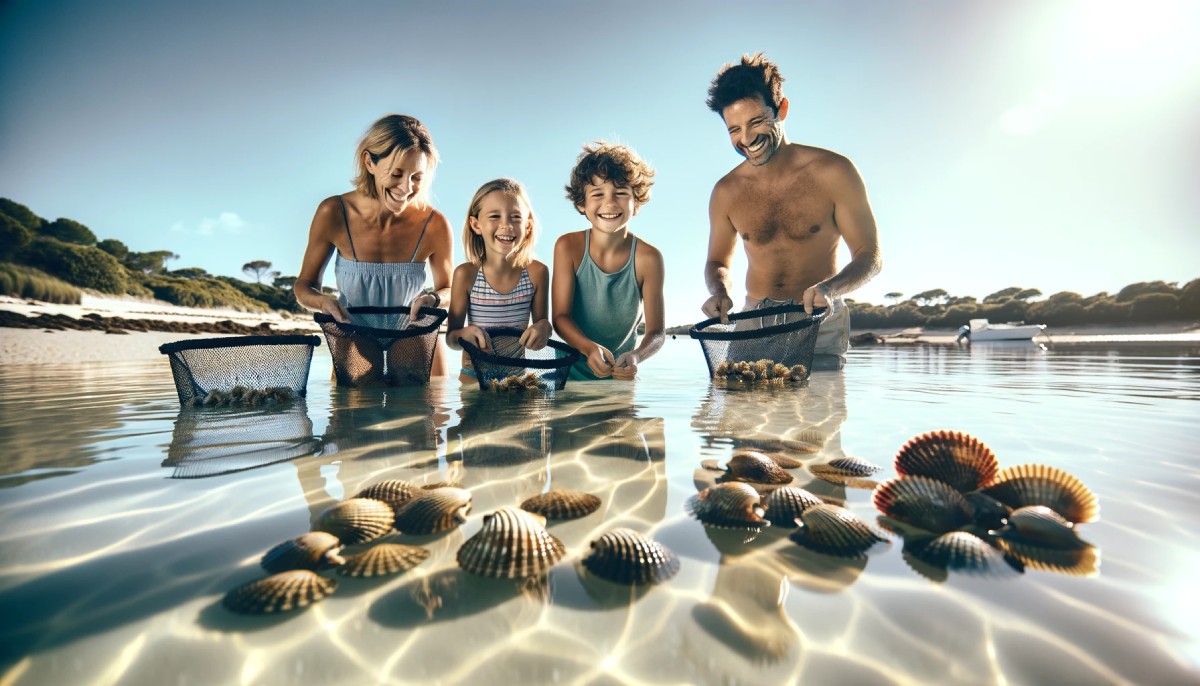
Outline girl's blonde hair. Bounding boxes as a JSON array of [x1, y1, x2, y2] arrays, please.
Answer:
[[462, 178, 539, 268], [353, 114, 439, 207]]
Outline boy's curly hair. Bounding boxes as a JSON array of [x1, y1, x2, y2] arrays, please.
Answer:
[[564, 141, 655, 210], [706, 52, 785, 116]]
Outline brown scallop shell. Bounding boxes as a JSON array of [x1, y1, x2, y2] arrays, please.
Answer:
[[338, 543, 430, 578], [963, 491, 1013, 530], [894, 430, 999, 493], [872, 476, 974, 535], [520, 489, 602, 520], [223, 570, 337, 614], [260, 532, 345, 575], [726, 451, 795, 485], [763, 486, 824, 527], [996, 538, 1100, 576], [314, 498, 394, 545], [582, 528, 680, 586], [789, 504, 888, 557], [457, 507, 566, 579], [991, 505, 1087, 549], [906, 531, 1019, 578], [809, 456, 883, 483], [981, 464, 1099, 523], [353, 479, 419, 512], [393, 487, 472, 535], [686, 482, 769, 530]]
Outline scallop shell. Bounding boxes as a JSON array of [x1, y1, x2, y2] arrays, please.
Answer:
[[393, 487, 472, 535], [997, 538, 1100, 576], [338, 543, 430, 578], [809, 456, 883, 483], [963, 491, 1012, 530], [582, 528, 680, 586], [719, 451, 795, 485], [894, 430, 999, 492], [872, 476, 974, 535], [763, 486, 823, 527], [314, 498, 394, 545], [223, 570, 336, 614], [520, 489, 602, 520], [686, 482, 769, 530], [789, 504, 888, 557], [354, 479, 419, 512], [906, 531, 1018, 577], [991, 505, 1087, 549], [457, 507, 566, 579], [762, 452, 805, 469], [981, 464, 1099, 524], [260, 532, 345, 575]]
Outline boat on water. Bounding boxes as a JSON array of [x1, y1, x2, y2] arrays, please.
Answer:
[[957, 318, 1047, 342]]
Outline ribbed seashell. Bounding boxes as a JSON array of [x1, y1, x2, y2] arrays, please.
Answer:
[[457, 507, 566, 579], [354, 479, 419, 512], [997, 538, 1100, 577], [809, 456, 883, 483], [763, 452, 804, 469], [907, 531, 1018, 577], [963, 491, 1012, 530], [981, 464, 1099, 523], [991, 505, 1086, 549], [894, 430, 999, 493], [223, 570, 337, 614], [763, 486, 823, 527], [520, 489, 601, 520], [720, 451, 795, 485], [260, 532, 345, 575], [686, 482, 769, 530], [789, 504, 888, 557], [314, 498, 394, 545], [872, 476, 974, 535], [338, 543, 430, 578], [393, 487, 472, 535], [582, 528, 680, 585]]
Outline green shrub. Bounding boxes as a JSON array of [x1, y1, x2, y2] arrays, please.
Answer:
[[216, 276, 304, 313], [1128, 293, 1179, 321], [0, 215, 33, 261], [0, 198, 43, 232], [141, 274, 267, 310], [19, 237, 127, 293], [0, 262, 82, 304]]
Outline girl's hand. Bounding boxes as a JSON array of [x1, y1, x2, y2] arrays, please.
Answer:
[[611, 351, 640, 380], [586, 345, 615, 378], [518, 320, 551, 351], [457, 325, 492, 352], [321, 296, 351, 324]]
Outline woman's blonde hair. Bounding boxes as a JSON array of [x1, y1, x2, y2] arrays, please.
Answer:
[[353, 114, 439, 206], [462, 178, 538, 268]]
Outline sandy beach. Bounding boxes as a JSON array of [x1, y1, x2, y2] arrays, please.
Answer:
[[2, 293, 1197, 366]]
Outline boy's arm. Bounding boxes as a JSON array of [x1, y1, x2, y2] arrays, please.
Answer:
[[613, 242, 665, 379], [553, 233, 614, 376]]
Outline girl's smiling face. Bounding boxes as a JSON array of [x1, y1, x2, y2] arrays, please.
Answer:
[[469, 191, 530, 262]]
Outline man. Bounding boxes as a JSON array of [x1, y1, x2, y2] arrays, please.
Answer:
[[702, 53, 882, 370]]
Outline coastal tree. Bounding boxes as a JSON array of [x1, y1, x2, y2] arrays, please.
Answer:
[[97, 239, 129, 261], [43, 218, 97, 246], [1180, 278, 1200, 317], [1116, 281, 1177, 302], [1014, 288, 1042, 301], [910, 288, 948, 306], [273, 275, 297, 290], [0, 214, 33, 260], [243, 260, 279, 284], [0, 198, 44, 233], [171, 267, 210, 279], [983, 287, 1022, 303], [884, 292, 903, 304]]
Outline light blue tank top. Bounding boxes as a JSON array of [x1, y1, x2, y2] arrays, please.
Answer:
[[569, 230, 642, 381], [333, 197, 432, 327]]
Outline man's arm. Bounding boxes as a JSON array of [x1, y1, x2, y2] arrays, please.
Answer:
[[702, 182, 739, 323], [803, 158, 882, 313]]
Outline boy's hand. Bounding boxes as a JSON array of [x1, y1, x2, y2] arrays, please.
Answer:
[[586, 345, 615, 378], [611, 351, 640, 380], [458, 325, 492, 352], [518, 320, 551, 351], [702, 293, 734, 324]]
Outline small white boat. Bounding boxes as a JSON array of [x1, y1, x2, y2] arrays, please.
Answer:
[[957, 319, 1046, 342]]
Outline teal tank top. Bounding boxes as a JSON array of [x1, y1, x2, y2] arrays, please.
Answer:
[[569, 230, 643, 381]]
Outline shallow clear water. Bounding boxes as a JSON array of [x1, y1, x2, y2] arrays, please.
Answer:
[[1, 339, 1198, 685]]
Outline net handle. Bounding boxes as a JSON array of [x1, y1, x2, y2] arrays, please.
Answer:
[[688, 305, 828, 341], [458, 327, 581, 369], [158, 334, 321, 355], [313, 306, 447, 336]]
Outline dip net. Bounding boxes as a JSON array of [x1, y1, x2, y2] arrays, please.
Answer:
[[314, 306, 447, 386], [689, 305, 828, 383], [459, 327, 581, 392], [159, 335, 322, 405]]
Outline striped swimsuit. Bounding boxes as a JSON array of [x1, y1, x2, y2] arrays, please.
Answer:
[[461, 267, 535, 374]]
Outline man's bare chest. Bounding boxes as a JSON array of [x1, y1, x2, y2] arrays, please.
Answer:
[[729, 184, 836, 247]]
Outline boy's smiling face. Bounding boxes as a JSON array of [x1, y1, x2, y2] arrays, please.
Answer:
[[577, 177, 638, 234]]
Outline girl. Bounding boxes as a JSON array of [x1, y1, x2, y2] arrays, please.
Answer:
[[446, 178, 552, 381]]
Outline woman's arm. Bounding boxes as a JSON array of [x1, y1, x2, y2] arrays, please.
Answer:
[[294, 197, 350, 322], [409, 210, 454, 319]]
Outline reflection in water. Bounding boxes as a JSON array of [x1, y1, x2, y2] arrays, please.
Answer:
[[163, 402, 320, 478]]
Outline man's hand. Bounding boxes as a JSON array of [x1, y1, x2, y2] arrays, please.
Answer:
[[611, 351, 640, 380], [518, 320, 551, 351], [457, 325, 492, 352], [802, 283, 834, 315], [586, 345, 615, 378], [702, 293, 735, 324]]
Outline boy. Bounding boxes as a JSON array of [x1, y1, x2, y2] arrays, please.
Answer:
[[552, 141, 665, 380]]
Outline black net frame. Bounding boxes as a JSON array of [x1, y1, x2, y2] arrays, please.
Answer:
[[158, 334, 321, 405], [689, 305, 828, 382], [314, 306, 448, 386], [459, 327, 581, 391]]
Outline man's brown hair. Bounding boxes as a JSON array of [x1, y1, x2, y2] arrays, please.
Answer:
[[706, 52, 785, 116]]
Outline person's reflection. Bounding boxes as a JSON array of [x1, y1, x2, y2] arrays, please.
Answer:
[[295, 383, 453, 522], [163, 401, 319, 479]]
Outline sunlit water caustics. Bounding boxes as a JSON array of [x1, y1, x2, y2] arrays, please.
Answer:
[[1, 339, 1198, 684]]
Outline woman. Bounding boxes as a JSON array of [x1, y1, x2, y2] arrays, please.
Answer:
[[295, 114, 452, 376]]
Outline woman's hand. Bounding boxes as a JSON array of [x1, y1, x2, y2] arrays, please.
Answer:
[[321, 296, 351, 323], [611, 351, 641, 380], [586, 344, 615, 378], [408, 292, 439, 321], [518, 320, 552, 351]]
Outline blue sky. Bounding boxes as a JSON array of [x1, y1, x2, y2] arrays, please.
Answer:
[[2, 0, 1197, 324]]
